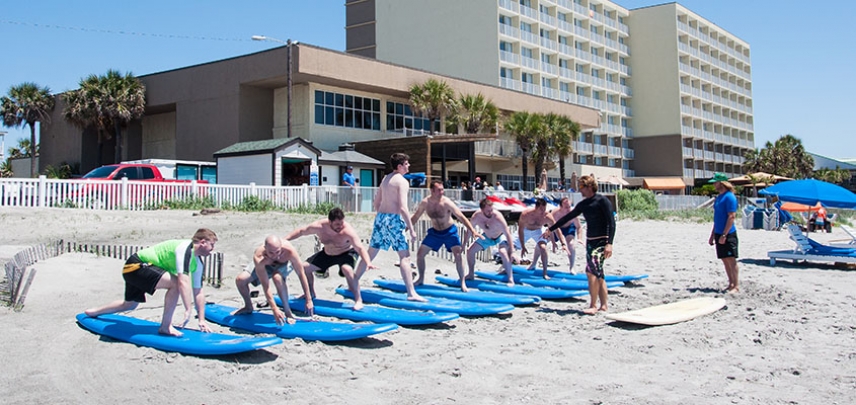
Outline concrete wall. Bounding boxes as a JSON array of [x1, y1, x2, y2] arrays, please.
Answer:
[[142, 112, 176, 159], [627, 4, 682, 138], [373, 0, 499, 85], [631, 134, 684, 176]]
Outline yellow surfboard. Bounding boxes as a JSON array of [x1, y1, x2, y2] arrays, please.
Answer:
[[605, 297, 726, 326]]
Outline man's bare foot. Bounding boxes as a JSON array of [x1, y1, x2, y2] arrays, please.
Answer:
[[407, 294, 428, 303], [461, 286, 469, 293], [542, 274, 551, 280], [352, 301, 365, 311], [582, 307, 599, 315], [465, 276, 476, 281], [598, 306, 608, 312], [158, 325, 184, 337], [726, 287, 740, 294], [231, 306, 254, 316], [506, 281, 515, 287], [414, 280, 424, 287]]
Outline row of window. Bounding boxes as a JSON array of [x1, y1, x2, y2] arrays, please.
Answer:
[[313, 90, 433, 132]]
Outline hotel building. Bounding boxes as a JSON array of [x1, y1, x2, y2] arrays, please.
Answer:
[[346, 0, 753, 185]]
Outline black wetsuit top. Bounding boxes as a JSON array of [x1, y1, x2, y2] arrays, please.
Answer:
[[548, 194, 615, 244]]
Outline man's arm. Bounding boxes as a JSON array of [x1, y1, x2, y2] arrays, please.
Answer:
[[285, 220, 323, 241], [284, 244, 314, 316], [517, 214, 526, 255], [396, 180, 415, 242], [373, 185, 383, 211], [448, 199, 482, 239], [348, 225, 376, 270], [410, 199, 427, 225]]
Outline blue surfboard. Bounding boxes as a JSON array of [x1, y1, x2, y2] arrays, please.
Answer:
[[336, 287, 515, 316], [510, 265, 649, 283], [372, 279, 540, 306], [204, 303, 398, 341], [275, 296, 459, 326], [435, 276, 587, 299], [475, 271, 623, 290], [76, 313, 281, 356]]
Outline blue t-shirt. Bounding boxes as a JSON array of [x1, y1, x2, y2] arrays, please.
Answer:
[[713, 192, 737, 235], [342, 171, 356, 186]]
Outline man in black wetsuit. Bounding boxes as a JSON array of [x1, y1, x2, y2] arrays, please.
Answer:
[[542, 175, 615, 315]]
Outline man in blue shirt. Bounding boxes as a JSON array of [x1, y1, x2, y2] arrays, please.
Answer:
[[708, 173, 739, 293], [342, 166, 356, 188]]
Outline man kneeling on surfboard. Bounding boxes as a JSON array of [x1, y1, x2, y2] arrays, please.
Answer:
[[286, 207, 377, 302], [84, 228, 219, 337], [232, 235, 314, 325], [466, 198, 516, 287]]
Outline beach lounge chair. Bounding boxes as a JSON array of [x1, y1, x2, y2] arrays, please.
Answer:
[[767, 224, 856, 266], [832, 225, 856, 247]]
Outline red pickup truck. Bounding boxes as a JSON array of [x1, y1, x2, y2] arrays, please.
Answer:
[[73, 164, 208, 208]]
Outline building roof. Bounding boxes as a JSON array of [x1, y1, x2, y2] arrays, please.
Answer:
[[319, 150, 384, 167], [214, 137, 322, 158], [809, 152, 856, 171]]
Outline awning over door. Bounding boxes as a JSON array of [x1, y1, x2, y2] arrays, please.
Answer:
[[643, 178, 686, 190]]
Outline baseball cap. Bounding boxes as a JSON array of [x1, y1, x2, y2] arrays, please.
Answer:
[[708, 172, 729, 183], [347, 166, 353, 170]]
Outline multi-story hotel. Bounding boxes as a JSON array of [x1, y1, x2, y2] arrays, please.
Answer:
[[346, 0, 753, 185]]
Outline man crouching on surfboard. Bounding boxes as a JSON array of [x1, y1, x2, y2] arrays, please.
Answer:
[[84, 229, 218, 337]]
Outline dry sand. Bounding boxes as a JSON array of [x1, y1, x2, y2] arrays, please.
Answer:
[[0, 206, 854, 404]]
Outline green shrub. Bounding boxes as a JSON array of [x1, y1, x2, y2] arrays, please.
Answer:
[[157, 196, 218, 210], [286, 201, 341, 215], [616, 189, 658, 212], [235, 195, 275, 212]]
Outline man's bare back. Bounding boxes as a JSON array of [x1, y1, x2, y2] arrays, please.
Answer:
[[377, 172, 408, 214]]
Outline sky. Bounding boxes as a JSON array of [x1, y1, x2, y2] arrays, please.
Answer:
[[1, 0, 854, 160]]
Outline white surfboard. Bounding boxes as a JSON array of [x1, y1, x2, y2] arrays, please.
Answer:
[[605, 297, 726, 326]]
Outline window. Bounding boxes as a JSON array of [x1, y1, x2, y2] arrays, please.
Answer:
[[520, 22, 533, 33], [499, 15, 512, 25], [500, 67, 513, 78], [500, 41, 513, 52], [560, 82, 571, 92], [522, 73, 534, 83], [593, 91, 601, 100], [558, 12, 567, 22], [576, 87, 586, 96], [575, 64, 585, 73], [386, 101, 433, 133], [559, 59, 570, 68], [607, 94, 616, 104], [314, 90, 381, 130], [541, 54, 551, 63], [592, 69, 600, 78], [519, 0, 531, 6], [540, 28, 550, 38], [522, 47, 534, 58], [559, 36, 569, 45], [542, 77, 553, 87], [574, 19, 583, 28], [575, 41, 584, 50]]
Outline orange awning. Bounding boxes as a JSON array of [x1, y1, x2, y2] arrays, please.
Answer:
[[643, 178, 686, 190], [780, 202, 823, 213]]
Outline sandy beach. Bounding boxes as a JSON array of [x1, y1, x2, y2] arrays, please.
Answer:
[[1, 206, 854, 404]]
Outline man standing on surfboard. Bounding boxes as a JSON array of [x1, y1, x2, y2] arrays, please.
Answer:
[[466, 198, 516, 287], [708, 173, 740, 293], [232, 235, 314, 325], [352, 153, 425, 309], [410, 180, 482, 292], [84, 228, 218, 336], [514, 198, 558, 279], [544, 175, 615, 315], [286, 207, 377, 301]]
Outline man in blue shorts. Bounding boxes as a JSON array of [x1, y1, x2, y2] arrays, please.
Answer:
[[411, 180, 482, 292], [353, 153, 425, 309]]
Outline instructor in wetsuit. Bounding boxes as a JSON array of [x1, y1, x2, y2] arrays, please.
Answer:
[[543, 175, 615, 315]]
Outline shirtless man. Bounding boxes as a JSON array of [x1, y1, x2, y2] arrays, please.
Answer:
[[549, 197, 584, 275], [232, 235, 314, 325], [286, 207, 376, 301], [544, 175, 615, 315], [514, 198, 557, 279], [410, 180, 482, 292], [466, 198, 516, 286], [353, 153, 425, 309]]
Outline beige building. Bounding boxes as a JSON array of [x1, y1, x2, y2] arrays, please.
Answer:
[[40, 44, 599, 188], [346, 0, 753, 185]]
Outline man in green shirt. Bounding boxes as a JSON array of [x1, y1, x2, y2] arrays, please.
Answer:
[[84, 228, 218, 337]]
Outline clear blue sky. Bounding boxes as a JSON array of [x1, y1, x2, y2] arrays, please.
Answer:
[[2, 0, 853, 160]]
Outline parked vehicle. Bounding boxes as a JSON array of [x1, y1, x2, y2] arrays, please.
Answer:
[[71, 164, 208, 208]]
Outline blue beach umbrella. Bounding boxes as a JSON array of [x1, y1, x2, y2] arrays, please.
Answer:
[[758, 179, 856, 209]]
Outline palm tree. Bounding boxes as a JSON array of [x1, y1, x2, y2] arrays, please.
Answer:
[[544, 113, 579, 188], [447, 93, 499, 134], [814, 167, 852, 184], [409, 78, 455, 135], [63, 70, 146, 164], [1, 82, 56, 177], [743, 134, 814, 179], [505, 111, 543, 191]]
